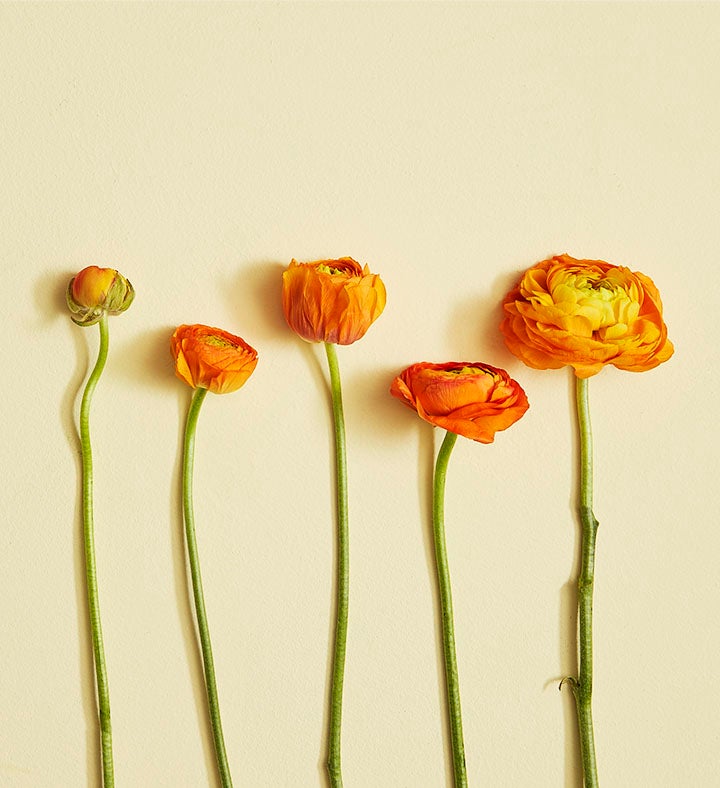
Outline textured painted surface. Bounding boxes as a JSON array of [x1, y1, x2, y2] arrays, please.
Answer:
[[1, 3, 717, 785]]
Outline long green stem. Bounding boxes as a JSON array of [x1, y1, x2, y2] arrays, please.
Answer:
[[432, 430, 467, 788], [324, 342, 349, 788], [573, 376, 600, 787], [182, 386, 233, 788], [79, 312, 114, 787]]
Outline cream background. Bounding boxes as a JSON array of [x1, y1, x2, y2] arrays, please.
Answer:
[[2, 2, 719, 786]]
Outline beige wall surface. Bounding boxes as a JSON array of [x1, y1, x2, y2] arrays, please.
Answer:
[[1, 2, 718, 786]]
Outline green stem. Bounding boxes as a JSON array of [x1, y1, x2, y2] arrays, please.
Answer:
[[182, 386, 234, 788], [324, 342, 349, 788], [79, 312, 114, 788], [433, 430, 468, 788], [573, 376, 600, 787]]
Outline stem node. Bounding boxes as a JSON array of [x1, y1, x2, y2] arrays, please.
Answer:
[[573, 376, 600, 788]]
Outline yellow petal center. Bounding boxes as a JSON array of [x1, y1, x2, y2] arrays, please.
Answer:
[[316, 263, 345, 276], [551, 270, 639, 332], [202, 335, 235, 348]]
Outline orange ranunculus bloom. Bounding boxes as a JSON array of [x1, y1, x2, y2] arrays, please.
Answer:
[[66, 265, 135, 326], [282, 257, 386, 345], [500, 254, 673, 378], [390, 362, 529, 443], [171, 324, 258, 395]]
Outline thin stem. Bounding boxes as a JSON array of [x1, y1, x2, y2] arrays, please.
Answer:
[[79, 312, 114, 787], [432, 430, 468, 788], [324, 342, 349, 788], [573, 376, 600, 787], [182, 386, 234, 788]]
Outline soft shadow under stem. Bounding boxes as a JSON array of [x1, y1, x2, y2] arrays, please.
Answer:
[[559, 579, 581, 788], [562, 376, 600, 787], [323, 342, 349, 788], [182, 387, 234, 788], [418, 427, 454, 786], [79, 313, 114, 787], [65, 326, 100, 788], [432, 430, 468, 788], [172, 391, 219, 786]]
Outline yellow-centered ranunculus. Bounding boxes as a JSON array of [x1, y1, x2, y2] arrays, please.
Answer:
[[500, 254, 673, 377]]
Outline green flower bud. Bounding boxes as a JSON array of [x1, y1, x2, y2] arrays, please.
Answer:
[[66, 266, 134, 326]]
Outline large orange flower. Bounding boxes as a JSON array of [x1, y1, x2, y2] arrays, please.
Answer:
[[500, 254, 673, 378], [66, 265, 134, 326], [282, 257, 386, 345], [390, 362, 528, 443], [171, 324, 258, 395]]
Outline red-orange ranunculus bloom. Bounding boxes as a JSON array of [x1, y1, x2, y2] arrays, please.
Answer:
[[66, 265, 135, 326], [390, 362, 529, 443], [171, 324, 258, 395], [500, 254, 673, 378], [282, 257, 386, 345]]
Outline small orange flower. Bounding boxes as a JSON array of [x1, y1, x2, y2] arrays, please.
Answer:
[[500, 254, 673, 378], [282, 257, 386, 345], [390, 362, 528, 443], [171, 324, 258, 395], [66, 265, 134, 326]]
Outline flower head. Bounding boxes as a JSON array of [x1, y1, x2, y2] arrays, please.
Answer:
[[66, 265, 135, 326], [390, 362, 528, 443], [500, 254, 673, 378], [171, 324, 258, 394], [282, 257, 386, 345]]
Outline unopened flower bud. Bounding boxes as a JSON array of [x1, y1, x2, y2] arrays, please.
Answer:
[[66, 266, 135, 326]]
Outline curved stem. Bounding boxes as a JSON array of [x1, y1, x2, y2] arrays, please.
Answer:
[[573, 376, 600, 787], [79, 312, 114, 787], [324, 342, 349, 788], [433, 430, 467, 788], [182, 386, 234, 788]]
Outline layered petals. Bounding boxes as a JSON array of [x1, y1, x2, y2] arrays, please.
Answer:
[[171, 324, 258, 394], [500, 254, 673, 377], [66, 265, 134, 326], [282, 257, 386, 345], [390, 362, 528, 443]]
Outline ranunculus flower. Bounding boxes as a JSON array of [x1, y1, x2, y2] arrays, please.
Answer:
[[66, 265, 135, 326], [390, 361, 529, 443], [390, 360, 528, 783], [282, 255, 384, 784], [171, 324, 258, 394], [282, 257, 386, 345], [500, 254, 673, 378], [66, 264, 136, 780]]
